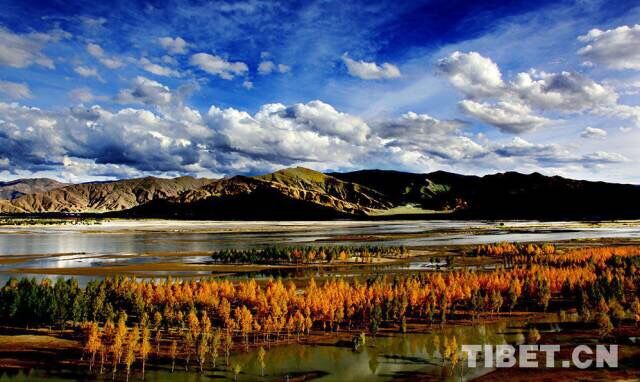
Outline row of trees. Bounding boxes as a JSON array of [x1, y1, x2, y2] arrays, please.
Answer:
[[211, 245, 409, 264], [3, 247, 639, 331]]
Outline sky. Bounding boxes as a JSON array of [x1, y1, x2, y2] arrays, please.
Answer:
[[1, 0, 640, 183]]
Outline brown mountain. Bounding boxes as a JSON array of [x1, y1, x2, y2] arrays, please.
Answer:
[[1, 167, 639, 219], [0, 176, 212, 213], [0, 178, 68, 200], [124, 167, 392, 219]]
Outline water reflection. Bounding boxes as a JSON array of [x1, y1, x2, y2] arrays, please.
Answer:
[[0, 318, 543, 381]]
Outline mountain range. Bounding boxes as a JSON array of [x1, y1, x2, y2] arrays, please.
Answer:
[[1, 167, 639, 219]]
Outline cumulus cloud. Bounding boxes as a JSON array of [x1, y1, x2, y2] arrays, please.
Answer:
[[0, 80, 31, 99], [68, 88, 96, 103], [242, 80, 253, 89], [86, 42, 124, 69], [438, 51, 635, 133], [459, 100, 550, 133], [510, 70, 617, 111], [0, 26, 69, 69], [74, 66, 104, 82], [437, 51, 504, 98], [342, 54, 401, 80], [578, 25, 640, 70], [115, 76, 172, 105], [374, 112, 483, 160], [158, 37, 188, 55], [492, 137, 627, 166], [580, 126, 607, 139], [139, 57, 181, 77], [258, 60, 291, 75], [0, 102, 206, 173], [190, 53, 248, 80]]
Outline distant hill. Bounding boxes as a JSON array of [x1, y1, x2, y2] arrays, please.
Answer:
[[2, 167, 640, 219], [0, 178, 67, 200], [0, 176, 212, 213]]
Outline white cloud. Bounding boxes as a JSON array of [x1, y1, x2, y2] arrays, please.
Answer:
[[0, 80, 32, 99], [139, 57, 181, 77], [258, 60, 291, 75], [0, 26, 69, 69], [582, 151, 628, 164], [158, 37, 188, 55], [78, 16, 107, 31], [492, 137, 627, 166], [342, 54, 401, 80], [510, 70, 617, 111], [242, 80, 253, 89], [578, 24, 640, 70], [376, 112, 484, 160], [277, 63, 291, 73], [207, 101, 368, 166], [459, 100, 550, 133], [258, 61, 275, 75], [68, 88, 95, 103], [115, 76, 172, 105], [86, 43, 124, 69], [580, 126, 607, 139], [74, 66, 103, 81], [437, 51, 504, 98], [438, 51, 635, 133], [190, 53, 248, 80]]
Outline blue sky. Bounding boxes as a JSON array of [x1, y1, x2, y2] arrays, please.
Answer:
[[1, 0, 640, 183]]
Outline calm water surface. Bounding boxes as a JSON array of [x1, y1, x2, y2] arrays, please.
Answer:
[[1, 220, 639, 284], [0, 318, 562, 381]]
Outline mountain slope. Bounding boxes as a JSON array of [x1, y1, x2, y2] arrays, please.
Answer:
[[121, 168, 392, 219], [333, 169, 640, 219], [0, 176, 213, 213], [0, 178, 68, 200]]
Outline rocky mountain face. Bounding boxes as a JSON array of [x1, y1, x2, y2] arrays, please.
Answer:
[[122, 168, 391, 219], [1, 167, 639, 219], [0, 178, 68, 200], [0, 176, 212, 213]]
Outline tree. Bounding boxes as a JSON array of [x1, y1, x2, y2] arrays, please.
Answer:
[[508, 281, 520, 314], [124, 325, 140, 382], [527, 327, 541, 343], [183, 330, 194, 371], [169, 340, 178, 373], [235, 305, 253, 351], [140, 326, 151, 378], [85, 322, 101, 372], [595, 313, 613, 339], [197, 334, 208, 373], [112, 315, 127, 379], [233, 362, 242, 381], [153, 311, 162, 355], [490, 290, 503, 315], [608, 300, 626, 327], [99, 344, 107, 374], [632, 298, 640, 327], [257, 346, 266, 377], [439, 293, 448, 324], [224, 331, 233, 366], [538, 280, 551, 312], [211, 330, 221, 368]]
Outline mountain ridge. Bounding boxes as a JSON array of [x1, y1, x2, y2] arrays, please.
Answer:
[[1, 167, 639, 219], [0, 178, 68, 200]]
